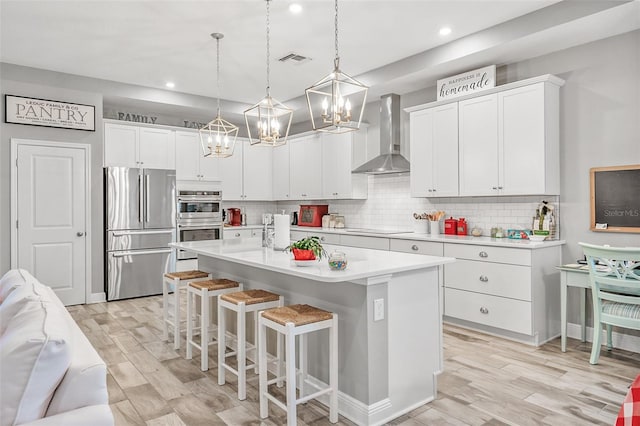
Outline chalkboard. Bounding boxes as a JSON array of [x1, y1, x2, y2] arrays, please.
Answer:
[[590, 165, 640, 233]]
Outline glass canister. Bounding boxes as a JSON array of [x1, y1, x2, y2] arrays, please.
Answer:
[[328, 250, 348, 270]]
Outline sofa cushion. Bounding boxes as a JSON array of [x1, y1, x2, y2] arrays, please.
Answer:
[[0, 299, 73, 426], [0, 270, 53, 336]]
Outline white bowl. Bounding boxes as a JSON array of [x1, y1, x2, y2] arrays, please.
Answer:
[[528, 234, 546, 242]]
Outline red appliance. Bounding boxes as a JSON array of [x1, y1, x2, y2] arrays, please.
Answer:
[[298, 205, 329, 227], [227, 208, 242, 226], [444, 217, 458, 235], [457, 218, 468, 235]]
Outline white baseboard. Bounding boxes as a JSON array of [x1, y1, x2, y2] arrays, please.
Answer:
[[87, 292, 106, 304], [567, 322, 640, 353]]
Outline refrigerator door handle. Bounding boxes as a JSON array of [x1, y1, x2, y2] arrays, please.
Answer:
[[111, 230, 173, 237], [138, 173, 144, 223], [111, 248, 172, 258], [145, 174, 150, 223]]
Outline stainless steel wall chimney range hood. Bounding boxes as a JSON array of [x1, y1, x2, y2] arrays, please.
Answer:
[[352, 93, 410, 175]]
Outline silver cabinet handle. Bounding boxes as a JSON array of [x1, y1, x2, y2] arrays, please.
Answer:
[[428, 189, 432, 192], [411, 245, 419, 251], [479, 275, 488, 282], [235, 233, 241, 237], [77, 232, 84, 237], [479, 251, 488, 258], [479, 307, 489, 314], [320, 236, 325, 241]]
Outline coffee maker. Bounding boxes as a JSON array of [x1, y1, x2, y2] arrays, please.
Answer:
[[226, 208, 242, 226]]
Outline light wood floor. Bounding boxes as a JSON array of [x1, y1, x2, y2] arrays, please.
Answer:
[[68, 295, 639, 426]]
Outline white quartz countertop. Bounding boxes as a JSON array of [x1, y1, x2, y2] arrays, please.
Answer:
[[290, 226, 565, 249], [171, 238, 455, 283]]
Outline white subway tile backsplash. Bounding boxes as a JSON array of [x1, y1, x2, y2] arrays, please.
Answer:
[[229, 174, 560, 238]]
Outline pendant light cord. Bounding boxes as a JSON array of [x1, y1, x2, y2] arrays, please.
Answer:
[[334, 0, 340, 70], [266, 0, 271, 97], [216, 36, 221, 116]]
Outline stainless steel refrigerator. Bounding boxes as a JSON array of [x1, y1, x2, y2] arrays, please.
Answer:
[[105, 167, 175, 300]]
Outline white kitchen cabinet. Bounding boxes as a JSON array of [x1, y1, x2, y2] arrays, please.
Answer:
[[340, 235, 389, 250], [272, 143, 290, 200], [498, 82, 560, 195], [104, 122, 175, 169], [219, 140, 243, 200], [243, 139, 273, 200], [458, 94, 499, 196], [321, 132, 367, 199], [409, 103, 459, 197], [442, 242, 561, 346], [459, 80, 561, 196], [223, 228, 257, 239], [289, 134, 323, 200], [175, 131, 220, 181]]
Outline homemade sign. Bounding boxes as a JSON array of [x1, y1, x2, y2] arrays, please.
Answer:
[[437, 65, 496, 101], [590, 164, 640, 233], [5, 95, 95, 131]]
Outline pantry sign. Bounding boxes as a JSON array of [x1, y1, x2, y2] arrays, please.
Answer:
[[5, 95, 95, 131], [437, 65, 496, 101]]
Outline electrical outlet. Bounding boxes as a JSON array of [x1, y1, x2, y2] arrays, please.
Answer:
[[374, 298, 384, 321]]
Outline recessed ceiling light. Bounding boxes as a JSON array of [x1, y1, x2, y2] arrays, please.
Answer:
[[289, 3, 302, 14], [439, 27, 452, 36], [165, 82, 175, 89]]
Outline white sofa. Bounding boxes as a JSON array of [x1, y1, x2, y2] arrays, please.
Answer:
[[0, 269, 114, 426]]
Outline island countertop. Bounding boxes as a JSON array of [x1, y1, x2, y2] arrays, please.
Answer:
[[170, 238, 455, 283]]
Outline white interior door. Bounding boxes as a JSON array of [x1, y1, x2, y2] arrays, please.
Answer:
[[12, 140, 89, 305]]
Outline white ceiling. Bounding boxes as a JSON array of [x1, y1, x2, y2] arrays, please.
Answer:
[[1, 0, 639, 119]]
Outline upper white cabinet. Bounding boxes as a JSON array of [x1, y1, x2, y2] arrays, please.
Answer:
[[243, 139, 273, 200], [459, 80, 561, 196], [289, 134, 323, 200], [409, 103, 459, 197], [321, 132, 367, 199], [175, 130, 220, 181], [408, 75, 563, 198], [458, 94, 499, 196], [220, 138, 273, 201], [104, 122, 175, 169], [272, 143, 290, 200]]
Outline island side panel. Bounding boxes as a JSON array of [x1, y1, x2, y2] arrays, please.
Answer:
[[387, 267, 442, 420], [198, 255, 376, 405]]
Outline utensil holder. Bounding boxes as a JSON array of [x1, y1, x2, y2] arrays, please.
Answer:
[[430, 221, 440, 237]]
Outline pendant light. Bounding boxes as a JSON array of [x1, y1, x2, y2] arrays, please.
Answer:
[[244, 0, 293, 146], [305, 0, 368, 133], [199, 33, 238, 158]]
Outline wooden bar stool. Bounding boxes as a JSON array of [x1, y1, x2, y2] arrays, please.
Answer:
[[163, 270, 211, 350], [258, 304, 338, 426], [218, 289, 284, 400], [186, 278, 242, 371]]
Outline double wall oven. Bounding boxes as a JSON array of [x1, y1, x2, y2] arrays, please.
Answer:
[[176, 187, 223, 260]]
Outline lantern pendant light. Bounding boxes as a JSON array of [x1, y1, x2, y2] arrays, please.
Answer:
[[199, 33, 238, 158], [305, 0, 368, 133], [244, 0, 292, 146]]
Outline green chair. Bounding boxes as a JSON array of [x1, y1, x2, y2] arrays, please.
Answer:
[[579, 243, 640, 364]]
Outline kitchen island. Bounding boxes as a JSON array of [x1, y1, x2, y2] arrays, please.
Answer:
[[170, 238, 455, 426]]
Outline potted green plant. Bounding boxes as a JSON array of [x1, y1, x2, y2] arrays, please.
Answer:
[[286, 236, 327, 261]]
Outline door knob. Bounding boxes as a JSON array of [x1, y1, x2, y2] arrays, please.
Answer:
[[77, 232, 84, 237]]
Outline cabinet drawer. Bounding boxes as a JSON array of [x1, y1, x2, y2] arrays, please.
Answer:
[[312, 233, 341, 245], [340, 235, 390, 250], [444, 243, 530, 266], [290, 230, 308, 241], [444, 260, 531, 301], [224, 229, 252, 239], [390, 239, 443, 256], [444, 288, 532, 335]]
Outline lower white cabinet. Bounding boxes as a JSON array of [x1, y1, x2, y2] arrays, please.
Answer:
[[389, 239, 443, 256], [224, 228, 260, 239], [340, 235, 389, 250], [443, 243, 561, 345]]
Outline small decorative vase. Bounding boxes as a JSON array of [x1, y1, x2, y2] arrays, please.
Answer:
[[292, 248, 316, 261], [328, 251, 347, 270]]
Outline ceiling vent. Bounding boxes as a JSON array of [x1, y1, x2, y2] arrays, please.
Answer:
[[278, 53, 311, 64]]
